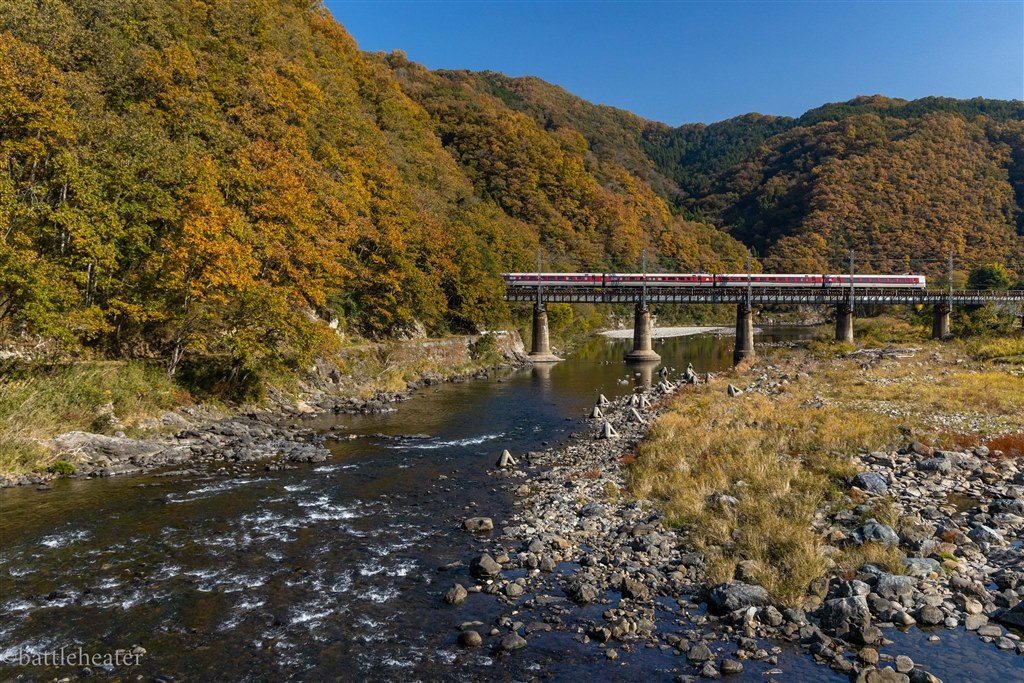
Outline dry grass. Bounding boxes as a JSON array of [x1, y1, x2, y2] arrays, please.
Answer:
[[965, 335, 1024, 363], [629, 336, 1022, 606], [0, 361, 185, 475], [834, 542, 906, 578], [988, 435, 1024, 457], [630, 372, 893, 606]]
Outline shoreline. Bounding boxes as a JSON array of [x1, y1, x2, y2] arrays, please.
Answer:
[[0, 334, 531, 489], [444, 348, 1024, 681]]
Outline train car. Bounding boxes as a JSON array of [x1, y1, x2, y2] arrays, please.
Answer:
[[606, 273, 714, 287], [713, 273, 824, 288], [825, 274, 926, 289], [502, 272, 604, 287]]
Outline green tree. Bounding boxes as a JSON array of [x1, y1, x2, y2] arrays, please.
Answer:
[[967, 263, 1013, 290]]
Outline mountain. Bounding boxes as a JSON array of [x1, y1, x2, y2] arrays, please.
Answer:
[[449, 75, 1024, 277], [2, 0, 1021, 377], [0, 0, 750, 377]]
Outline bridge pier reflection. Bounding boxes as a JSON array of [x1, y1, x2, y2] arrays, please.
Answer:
[[624, 304, 661, 362], [733, 303, 755, 364]]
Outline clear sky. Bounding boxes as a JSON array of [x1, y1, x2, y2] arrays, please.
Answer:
[[323, 0, 1023, 126]]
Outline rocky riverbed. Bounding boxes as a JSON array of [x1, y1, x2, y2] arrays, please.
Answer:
[[0, 357, 524, 489], [443, 363, 1024, 682]]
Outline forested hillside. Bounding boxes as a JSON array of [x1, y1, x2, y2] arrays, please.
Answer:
[[1, 0, 1021, 377], [0, 0, 749, 375], [456, 75, 1024, 277]]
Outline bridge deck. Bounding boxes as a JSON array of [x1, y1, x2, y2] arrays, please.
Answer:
[[505, 286, 1024, 305]]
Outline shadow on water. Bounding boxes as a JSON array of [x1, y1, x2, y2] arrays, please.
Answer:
[[1, 327, 1018, 681]]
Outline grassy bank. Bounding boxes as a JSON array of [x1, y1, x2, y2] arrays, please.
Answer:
[[0, 332, 522, 478], [0, 362, 186, 475], [628, 332, 1023, 607]]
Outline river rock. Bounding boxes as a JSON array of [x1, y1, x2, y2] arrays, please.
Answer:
[[462, 517, 494, 532], [894, 656, 914, 674], [700, 661, 720, 679], [853, 519, 899, 547], [990, 498, 1024, 516], [967, 524, 1005, 546], [919, 457, 952, 474], [621, 576, 651, 601], [902, 557, 940, 579], [994, 601, 1024, 629], [907, 442, 934, 457], [819, 596, 871, 630], [444, 583, 468, 605], [720, 659, 744, 675], [458, 630, 482, 647], [727, 384, 743, 397], [469, 554, 502, 579], [976, 623, 1003, 638], [915, 605, 944, 626], [571, 582, 600, 604], [498, 633, 527, 652], [876, 573, 915, 599], [856, 667, 910, 683], [706, 582, 770, 614], [687, 641, 712, 662], [852, 472, 889, 494]]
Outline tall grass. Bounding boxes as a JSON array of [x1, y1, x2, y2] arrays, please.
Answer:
[[965, 336, 1024, 363], [630, 337, 1022, 605], [630, 376, 894, 606], [0, 362, 185, 475]]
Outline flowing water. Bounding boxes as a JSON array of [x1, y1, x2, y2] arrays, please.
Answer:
[[0, 328, 1019, 682]]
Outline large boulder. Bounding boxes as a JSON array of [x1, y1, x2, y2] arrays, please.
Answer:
[[967, 525, 1006, 546], [469, 553, 502, 579], [994, 601, 1024, 629], [852, 472, 888, 495], [875, 573, 915, 600], [462, 517, 494, 533], [919, 457, 952, 474], [706, 582, 771, 614], [819, 596, 871, 630], [444, 583, 468, 605], [852, 519, 900, 547]]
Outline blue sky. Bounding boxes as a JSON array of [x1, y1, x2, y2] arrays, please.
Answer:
[[323, 0, 1023, 125]]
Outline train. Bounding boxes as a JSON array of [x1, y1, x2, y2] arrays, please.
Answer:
[[502, 272, 927, 289]]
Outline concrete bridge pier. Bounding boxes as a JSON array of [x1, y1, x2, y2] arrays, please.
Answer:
[[932, 303, 952, 340], [733, 303, 755, 364], [835, 303, 854, 344], [529, 303, 562, 362], [624, 304, 661, 362]]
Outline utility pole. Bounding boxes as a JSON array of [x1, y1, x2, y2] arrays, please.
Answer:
[[849, 249, 855, 308], [948, 250, 954, 306], [536, 247, 543, 309], [641, 248, 648, 310], [746, 250, 752, 307]]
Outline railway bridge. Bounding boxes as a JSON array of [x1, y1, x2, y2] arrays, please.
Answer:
[[505, 280, 1024, 364]]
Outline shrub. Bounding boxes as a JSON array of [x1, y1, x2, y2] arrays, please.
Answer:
[[46, 460, 76, 476]]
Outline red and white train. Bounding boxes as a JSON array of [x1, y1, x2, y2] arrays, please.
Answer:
[[502, 272, 927, 289]]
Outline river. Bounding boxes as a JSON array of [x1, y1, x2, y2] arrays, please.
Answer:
[[0, 328, 1019, 682]]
